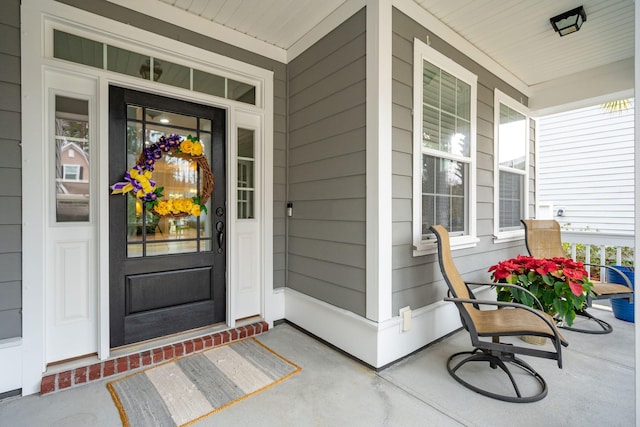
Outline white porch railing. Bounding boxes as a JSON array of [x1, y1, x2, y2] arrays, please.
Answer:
[[560, 231, 635, 280]]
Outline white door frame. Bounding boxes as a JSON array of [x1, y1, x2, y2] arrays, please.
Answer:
[[20, 0, 274, 395]]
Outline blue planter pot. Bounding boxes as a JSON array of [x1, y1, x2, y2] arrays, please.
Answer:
[[606, 266, 634, 323]]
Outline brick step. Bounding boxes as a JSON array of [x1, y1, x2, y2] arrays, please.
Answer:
[[40, 321, 269, 395]]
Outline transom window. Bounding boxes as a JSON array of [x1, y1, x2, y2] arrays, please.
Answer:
[[412, 38, 478, 255], [53, 29, 257, 105], [494, 89, 529, 240]]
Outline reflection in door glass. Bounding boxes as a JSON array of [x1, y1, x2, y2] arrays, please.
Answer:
[[55, 95, 90, 222], [126, 106, 214, 258]]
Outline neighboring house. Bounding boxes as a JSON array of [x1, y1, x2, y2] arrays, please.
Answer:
[[537, 101, 635, 234], [56, 141, 91, 222], [0, 0, 636, 397]]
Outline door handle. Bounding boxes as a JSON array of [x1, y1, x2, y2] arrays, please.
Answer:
[[216, 221, 225, 253]]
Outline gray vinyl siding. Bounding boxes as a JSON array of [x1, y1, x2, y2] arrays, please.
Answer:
[[391, 8, 531, 313], [56, 0, 289, 289], [538, 103, 635, 233], [287, 9, 367, 316], [0, 0, 22, 340]]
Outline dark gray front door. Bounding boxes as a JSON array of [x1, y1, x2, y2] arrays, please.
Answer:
[[109, 86, 226, 347]]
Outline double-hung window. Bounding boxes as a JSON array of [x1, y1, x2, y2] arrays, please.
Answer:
[[62, 164, 82, 180], [493, 89, 529, 241], [413, 38, 478, 255]]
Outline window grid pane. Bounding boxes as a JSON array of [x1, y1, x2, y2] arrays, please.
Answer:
[[499, 170, 523, 230], [422, 155, 466, 235], [237, 128, 255, 219], [422, 60, 470, 157], [498, 104, 527, 170]]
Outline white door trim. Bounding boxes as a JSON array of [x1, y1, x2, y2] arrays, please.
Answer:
[[20, 0, 274, 395]]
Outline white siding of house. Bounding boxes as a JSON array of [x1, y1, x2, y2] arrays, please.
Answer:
[[538, 102, 635, 233]]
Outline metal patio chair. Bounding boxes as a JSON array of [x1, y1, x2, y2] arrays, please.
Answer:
[[521, 219, 633, 334], [430, 225, 568, 403]]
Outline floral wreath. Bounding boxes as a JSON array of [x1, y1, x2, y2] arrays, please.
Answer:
[[110, 134, 214, 218]]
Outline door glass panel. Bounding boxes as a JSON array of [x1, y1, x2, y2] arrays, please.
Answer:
[[125, 107, 214, 257], [127, 244, 143, 258], [200, 119, 212, 132], [237, 128, 255, 219], [126, 121, 144, 169], [145, 109, 197, 129], [199, 208, 212, 238], [55, 95, 90, 222]]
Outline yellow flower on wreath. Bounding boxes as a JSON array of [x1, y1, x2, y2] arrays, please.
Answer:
[[154, 200, 171, 215], [179, 140, 194, 155], [154, 197, 203, 216], [179, 137, 203, 156], [191, 142, 203, 156]]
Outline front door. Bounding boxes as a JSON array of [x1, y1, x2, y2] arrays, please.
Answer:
[[109, 87, 226, 347]]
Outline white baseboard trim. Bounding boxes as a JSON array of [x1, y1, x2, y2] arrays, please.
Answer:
[[0, 338, 23, 393], [284, 288, 379, 365], [270, 287, 286, 326], [282, 287, 494, 368], [376, 286, 495, 366]]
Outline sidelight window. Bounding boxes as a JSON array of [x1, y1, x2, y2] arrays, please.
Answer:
[[55, 95, 90, 223]]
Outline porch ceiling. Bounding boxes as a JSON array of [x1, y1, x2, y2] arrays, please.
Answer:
[[154, 0, 634, 110], [414, 0, 634, 88]]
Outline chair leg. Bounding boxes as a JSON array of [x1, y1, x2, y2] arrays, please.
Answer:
[[447, 350, 548, 403], [559, 309, 613, 334]]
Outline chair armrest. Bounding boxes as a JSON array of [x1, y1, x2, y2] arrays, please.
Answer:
[[466, 282, 495, 287], [583, 264, 633, 288], [444, 296, 567, 347]]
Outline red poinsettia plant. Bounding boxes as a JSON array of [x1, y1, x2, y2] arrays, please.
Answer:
[[489, 255, 594, 326]]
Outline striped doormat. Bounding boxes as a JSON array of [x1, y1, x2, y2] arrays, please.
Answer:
[[107, 338, 301, 426]]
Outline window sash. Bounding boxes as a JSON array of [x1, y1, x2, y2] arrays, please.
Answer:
[[493, 90, 529, 237], [499, 170, 524, 230], [412, 38, 477, 253]]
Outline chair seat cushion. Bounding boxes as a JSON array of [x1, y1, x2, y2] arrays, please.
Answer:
[[592, 281, 633, 296], [473, 308, 568, 345]]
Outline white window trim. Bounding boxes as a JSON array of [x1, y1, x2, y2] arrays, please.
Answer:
[[412, 38, 478, 256], [493, 89, 530, 242]]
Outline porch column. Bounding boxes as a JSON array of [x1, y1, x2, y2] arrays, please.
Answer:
[[365, 0, 393, 322], [634, 1, 640, 422]]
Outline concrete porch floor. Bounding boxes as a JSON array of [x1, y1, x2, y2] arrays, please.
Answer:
[[0, 307, 635, 426]]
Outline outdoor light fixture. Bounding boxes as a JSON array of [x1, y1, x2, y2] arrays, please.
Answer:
[[550, 5, 586, 37]]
